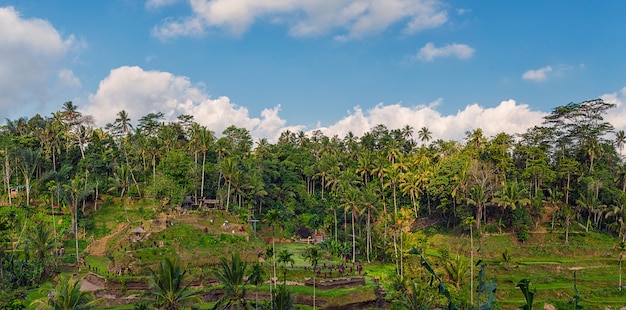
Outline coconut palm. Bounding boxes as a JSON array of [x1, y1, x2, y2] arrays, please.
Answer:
[[493, 181, 530, 224], [31, 274, 100, 310], [263, 209, 281, 288], [302, 246, 322, 309], [247, 262, 266, 309], [213, 253, 251, 310], [616, 130, 626, 157], [277, 249, 294, 283], [145, 257, 200, 310], [417, 127, 432, 144], [272, 284, 294, 310]]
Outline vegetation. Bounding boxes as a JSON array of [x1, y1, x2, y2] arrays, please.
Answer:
[[1, 98, 626, 308]]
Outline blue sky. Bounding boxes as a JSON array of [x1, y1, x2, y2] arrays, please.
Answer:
[[1, 0, 625, 142]]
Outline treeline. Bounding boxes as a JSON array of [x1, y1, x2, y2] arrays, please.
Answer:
[[2, 98, 626, 269]]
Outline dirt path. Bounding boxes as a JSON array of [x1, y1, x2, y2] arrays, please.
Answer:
[[85, 222, 130, 256]]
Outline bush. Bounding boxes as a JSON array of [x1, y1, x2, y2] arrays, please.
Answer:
[[294, 226, 313, 238]]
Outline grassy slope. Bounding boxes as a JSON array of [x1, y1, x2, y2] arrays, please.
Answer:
[[48, 198, 626, 309]]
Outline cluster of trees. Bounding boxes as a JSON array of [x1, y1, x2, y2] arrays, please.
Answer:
[[1, 98, 626, 288]]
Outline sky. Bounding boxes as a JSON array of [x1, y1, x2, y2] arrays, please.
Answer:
[[1, 0, 626, 143]]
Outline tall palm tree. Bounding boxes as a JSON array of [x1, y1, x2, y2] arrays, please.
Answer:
[[213, 253, 250, 310], [615, 130, 626, 157], [220, 158, 238, 212], [198, 126, 215, 199], [248, 262, 266, 309], [303, 246, 322, 310], [617, 242, 626, 291], [361, 182, 379, 263], [341, 188, 361, 263], [17, 147, 41, 207], [263, 209, 281, 288], [146, 257, 200, 310], [32, 274, 100, 310]]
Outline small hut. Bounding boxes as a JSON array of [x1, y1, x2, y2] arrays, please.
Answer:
[[132, 226, 146, 235]]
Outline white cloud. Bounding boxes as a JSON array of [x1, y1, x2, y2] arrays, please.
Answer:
[[152, 0, 448, 40], [58, 69, 81, 88], [83, 66, 552, 144], [82, 66, 301, 141], [314, 99, 546, 142], [416, 42, 475, 61], [522, 65, 553, 82], [601, 86, 626, 132], [0, 6, 77, 118]]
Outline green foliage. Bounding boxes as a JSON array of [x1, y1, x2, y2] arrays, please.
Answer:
[[145, 257, 200, 310], [31, 274, 100, 310], [516, 278, 535, 310], [212, 252, 250, 310], [272, 284, 294, 310]]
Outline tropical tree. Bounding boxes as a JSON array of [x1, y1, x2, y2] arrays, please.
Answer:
[[277, 249, 294, 283], [560, 204, 575, 245], [616, 130, 626, 158], [145, 257, 200, 310], [31, 274, 100, 310], [493, 181, 531, 222], [417, 127, 432, 145], [17, 148, 41, 207], [263, 209, 280, 287], [247, 262, 265, 309], [213, 253, 250, 310], [303, 246, 322, 309], [23, 223, 56, 279], [271, 284, 294, 310]]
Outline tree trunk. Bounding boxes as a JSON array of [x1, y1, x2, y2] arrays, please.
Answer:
[[201, 152, 206, 199]]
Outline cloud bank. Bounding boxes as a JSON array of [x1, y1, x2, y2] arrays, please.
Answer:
[[0, 6, 79, 118], [82, 66, 551, 143], [152, 0, 448, 40], [83, 66, 304, 142]]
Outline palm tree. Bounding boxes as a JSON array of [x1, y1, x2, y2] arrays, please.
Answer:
[[617, 242, 626, 291], [220, 158, 238, 212], [24, 223, 57, 278], [213, 253, 250, 310], [616, 130, 626, 157], [277, 249, 294, 283], [417, 127, 432, 144], [31, 274, 100, 310], [247, 262, 266, 309], [493, 181, 530, 223], [145, 257, 200, 310], [17, 147, 41, 207], [263, 209, 281, 288], [464, 216, 476, 305], [560, 204, 574, 245], [272, 284, 294, 310], [302, 246, 322, 309], [361, 182, 379, 263]]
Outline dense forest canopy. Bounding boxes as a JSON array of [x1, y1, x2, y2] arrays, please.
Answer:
[[1, 98, 626, 277]]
